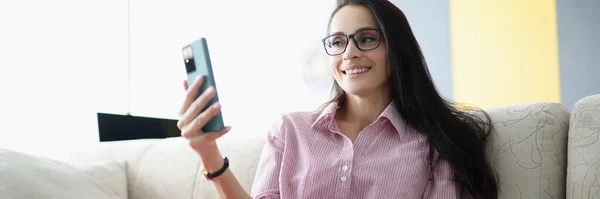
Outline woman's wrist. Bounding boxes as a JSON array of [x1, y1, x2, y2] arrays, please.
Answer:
[[198, 141, 225, 172]]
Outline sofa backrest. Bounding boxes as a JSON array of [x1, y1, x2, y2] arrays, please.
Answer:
[[567, 94, 600, 199], [66, 102, 581, 199]]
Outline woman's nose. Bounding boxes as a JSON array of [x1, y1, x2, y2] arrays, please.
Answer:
[[342, 40, 362, 60]]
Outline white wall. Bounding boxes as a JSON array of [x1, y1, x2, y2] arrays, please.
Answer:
[[390, 0, 453, 100], [557, 0, 600, 110], [0, 0, 336, 159]]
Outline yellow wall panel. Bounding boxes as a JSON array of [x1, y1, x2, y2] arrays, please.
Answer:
[[450, 0, 561, 109]]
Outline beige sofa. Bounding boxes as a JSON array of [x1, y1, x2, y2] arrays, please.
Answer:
[[4, 94, 600, 198]]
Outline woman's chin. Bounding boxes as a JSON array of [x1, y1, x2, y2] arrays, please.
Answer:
[[339, 81, 389, 98], [341, 86, 373, 97]]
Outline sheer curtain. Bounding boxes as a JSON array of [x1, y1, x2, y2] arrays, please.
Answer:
[[0, 0, 335, 158]]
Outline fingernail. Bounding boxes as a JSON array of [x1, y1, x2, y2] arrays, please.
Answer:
[[223, 126, 232, 133], [207, 86, 215, 93], [212, 102, 221, 109], [197, 75, 203, 81]]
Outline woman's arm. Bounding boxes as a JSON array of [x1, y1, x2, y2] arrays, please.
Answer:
[[196, 142, 251, 199], [193, 115, 287, 199], [249, 116, 286, 198], [179, 77, 285, 199]]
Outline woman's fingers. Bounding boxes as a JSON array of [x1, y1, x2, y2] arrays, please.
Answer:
[[178, 86, 217, 131], [177, 76, 231, 155], [178, 76, 204, 117], [182, 101, 222, 138], [178, 80, 189, 122], [177, 75, 230, 151], [183, 80, 189, 91]]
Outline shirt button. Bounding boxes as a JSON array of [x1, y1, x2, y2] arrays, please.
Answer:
[[342, 165, 349, 171], [341, 176, 347, 182]]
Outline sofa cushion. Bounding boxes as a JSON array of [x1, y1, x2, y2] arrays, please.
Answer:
[[567, 94, 600, 199], [474, 102, 570, 199], [0, 148, 127, 199]]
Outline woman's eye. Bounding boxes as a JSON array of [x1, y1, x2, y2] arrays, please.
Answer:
[[361, 37, 376, 43], [331, 40, 346, 47]]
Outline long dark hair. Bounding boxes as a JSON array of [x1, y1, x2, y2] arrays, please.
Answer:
[[325, 0, 498, 198]]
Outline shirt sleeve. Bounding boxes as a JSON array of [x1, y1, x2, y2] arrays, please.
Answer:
[[423, 156, 461, 199], [250, 115, 287, 199]]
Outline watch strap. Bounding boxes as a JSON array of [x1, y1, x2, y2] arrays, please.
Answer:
[[202, 157, 229, 180]]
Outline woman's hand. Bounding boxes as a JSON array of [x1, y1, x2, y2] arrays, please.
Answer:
[[178, 76, 231, 155], [177, 76, 251, 199]]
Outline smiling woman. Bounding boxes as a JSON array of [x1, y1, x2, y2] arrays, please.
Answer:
[[177, 0, 498, 199]]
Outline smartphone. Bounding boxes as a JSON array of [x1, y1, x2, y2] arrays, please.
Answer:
[[182, 38, 225, 132]]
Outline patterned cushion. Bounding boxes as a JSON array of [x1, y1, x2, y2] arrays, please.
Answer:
[[462, 103, 570, 199]]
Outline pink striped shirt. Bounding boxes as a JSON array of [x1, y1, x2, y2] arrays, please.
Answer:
[[250, 101, 460, 198]]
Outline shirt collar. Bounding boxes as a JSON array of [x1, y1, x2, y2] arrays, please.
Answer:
[[312, 101, 339, 128], [312, 100, 406, 136], [377, 100, 406, 134]]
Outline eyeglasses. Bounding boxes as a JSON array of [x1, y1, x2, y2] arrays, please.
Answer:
[[322, 28, 383, 56]]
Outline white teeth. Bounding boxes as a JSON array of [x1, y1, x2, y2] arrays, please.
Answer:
[[345, 68, 370, 75]]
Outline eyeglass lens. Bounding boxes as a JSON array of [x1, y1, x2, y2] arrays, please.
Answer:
[[324, 29, 381, 55]]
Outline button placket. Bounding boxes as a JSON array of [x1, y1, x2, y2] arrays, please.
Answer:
[[340, 163, 351, 184], [338, 136, 353, 187]]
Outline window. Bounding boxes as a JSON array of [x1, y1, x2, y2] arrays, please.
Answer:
[[0, 0, 128, 159], [128, 0, 336, 135], [0, 0, 336, 158]]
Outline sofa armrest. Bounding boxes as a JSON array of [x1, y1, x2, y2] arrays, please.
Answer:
[[64, 138, 206, 199], [567, 94, 600, 199]]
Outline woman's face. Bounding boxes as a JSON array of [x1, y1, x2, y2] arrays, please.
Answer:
[[327, 5, 388, 97]]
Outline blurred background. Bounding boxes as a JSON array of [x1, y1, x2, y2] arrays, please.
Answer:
[[0, 0, 598, 159]]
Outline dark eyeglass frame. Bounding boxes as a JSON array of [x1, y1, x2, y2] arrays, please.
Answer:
[[321, 28, 384, 56]]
